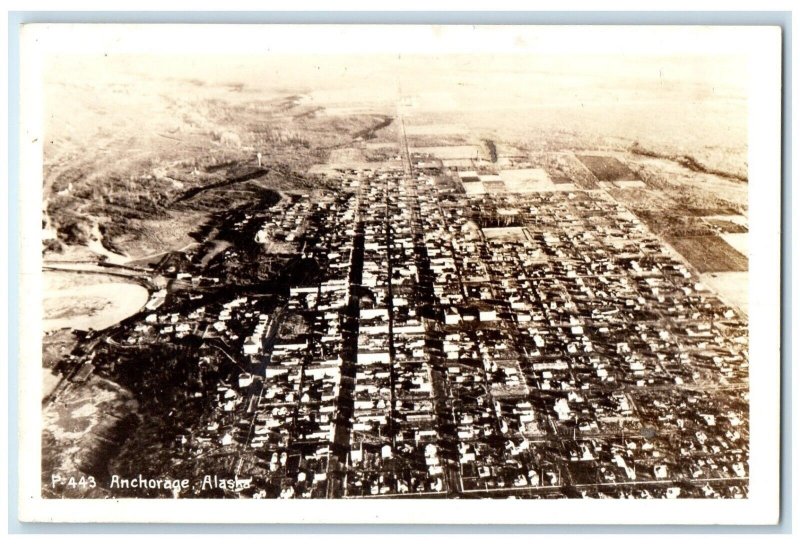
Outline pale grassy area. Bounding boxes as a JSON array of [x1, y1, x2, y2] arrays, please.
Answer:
[[365, 142, 399, 150], [599, 180, 647, 189], [500, 168, 551, 184], [124, 211, 208, 259], [410, 145, 481, 160], [43, 244, 99, 263], [328, 147, 367, 164], [460, 169, 580, 195], [482, 227, 527, 242], [612, 180, 647, 189], [705, 214, 748, 227], [720, 233, 749, 258], [499, 168, 577, 193], [700, 272, 749, 316], [309, 160, 403, 175], [632, 157, 748, 209], [404, 123, 468, 136], [442, 159, 474, 169], [462, 181, 485, 195]]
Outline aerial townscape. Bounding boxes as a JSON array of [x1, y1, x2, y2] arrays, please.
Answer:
[[41, 54, 750, 500]]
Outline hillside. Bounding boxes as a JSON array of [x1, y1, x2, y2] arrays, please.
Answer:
[[43, 56, 390, 260]]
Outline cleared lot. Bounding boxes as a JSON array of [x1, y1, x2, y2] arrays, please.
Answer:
[[720, 233, 748, 258], [482, 227, 528, 242], [404, 123, 468, 135], [410, 145, 481, 160], [666, 235, 748, 273], [700, 272, 749, 316], [576, 155, 639, 182]]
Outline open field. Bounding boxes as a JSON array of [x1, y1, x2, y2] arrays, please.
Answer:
[[704, 214, 748, 227], [405, 123, 468, 136], [410, 145, 482, 160], [482, 227, 528, 242], [666, 235, 748, 273], [602, 180, 647, 189], [628, 156, 748, 211], [500, 169, 576, 193], [704, 215, 749, 235], [407, 135, 472, 148], [700, 272, 749, 316], [603, 188, 680, 211], [365, 141, 399, 151], [720, 233, 749, 257], [328, 147, 368, 164], [462, 181, 486, 195], [576, 155, 639, 182], [500, 168, 551, 185], [461, 168, 578, 194]]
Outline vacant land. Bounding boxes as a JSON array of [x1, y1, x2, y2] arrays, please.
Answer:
[[629, 156, 748, 212], [405, 123, 468, 136], [458, 167, 579, 195], [410, 145, 482, 160], [500, 169, 576, 193], [328, 147, 368, 165], [539, 153, 600, 189], [704, 216, 749, 234], [720, 233, 749, 258], [700, 272, 749, 316], [462, 181, 486, 195], [604, 188, 680, 211], [482, 227, 528, 242], [606, 180, 647, 189], [576, 155, 639, 182], [666, 235, 748, 273], [407, 135, 472, 149]]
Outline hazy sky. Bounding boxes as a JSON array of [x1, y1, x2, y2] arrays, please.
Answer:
[[46, 52, 747, 108], [41, 27, 752, 173]]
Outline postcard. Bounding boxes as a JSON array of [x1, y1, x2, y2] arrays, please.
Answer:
[[16, 23, 782, 524]]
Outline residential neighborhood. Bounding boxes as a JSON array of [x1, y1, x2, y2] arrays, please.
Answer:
[[51, 151, 749, 500]]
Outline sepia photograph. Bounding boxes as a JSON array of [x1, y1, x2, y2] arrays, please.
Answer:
[[15, 23, 782, 524]]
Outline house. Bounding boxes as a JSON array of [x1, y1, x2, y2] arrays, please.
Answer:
[[444, 308, 461, 325], [357, 351, 391, 365], [243, 337, 261, 355]]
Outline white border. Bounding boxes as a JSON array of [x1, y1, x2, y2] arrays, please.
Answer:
[[17, 24, 782, 524]]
